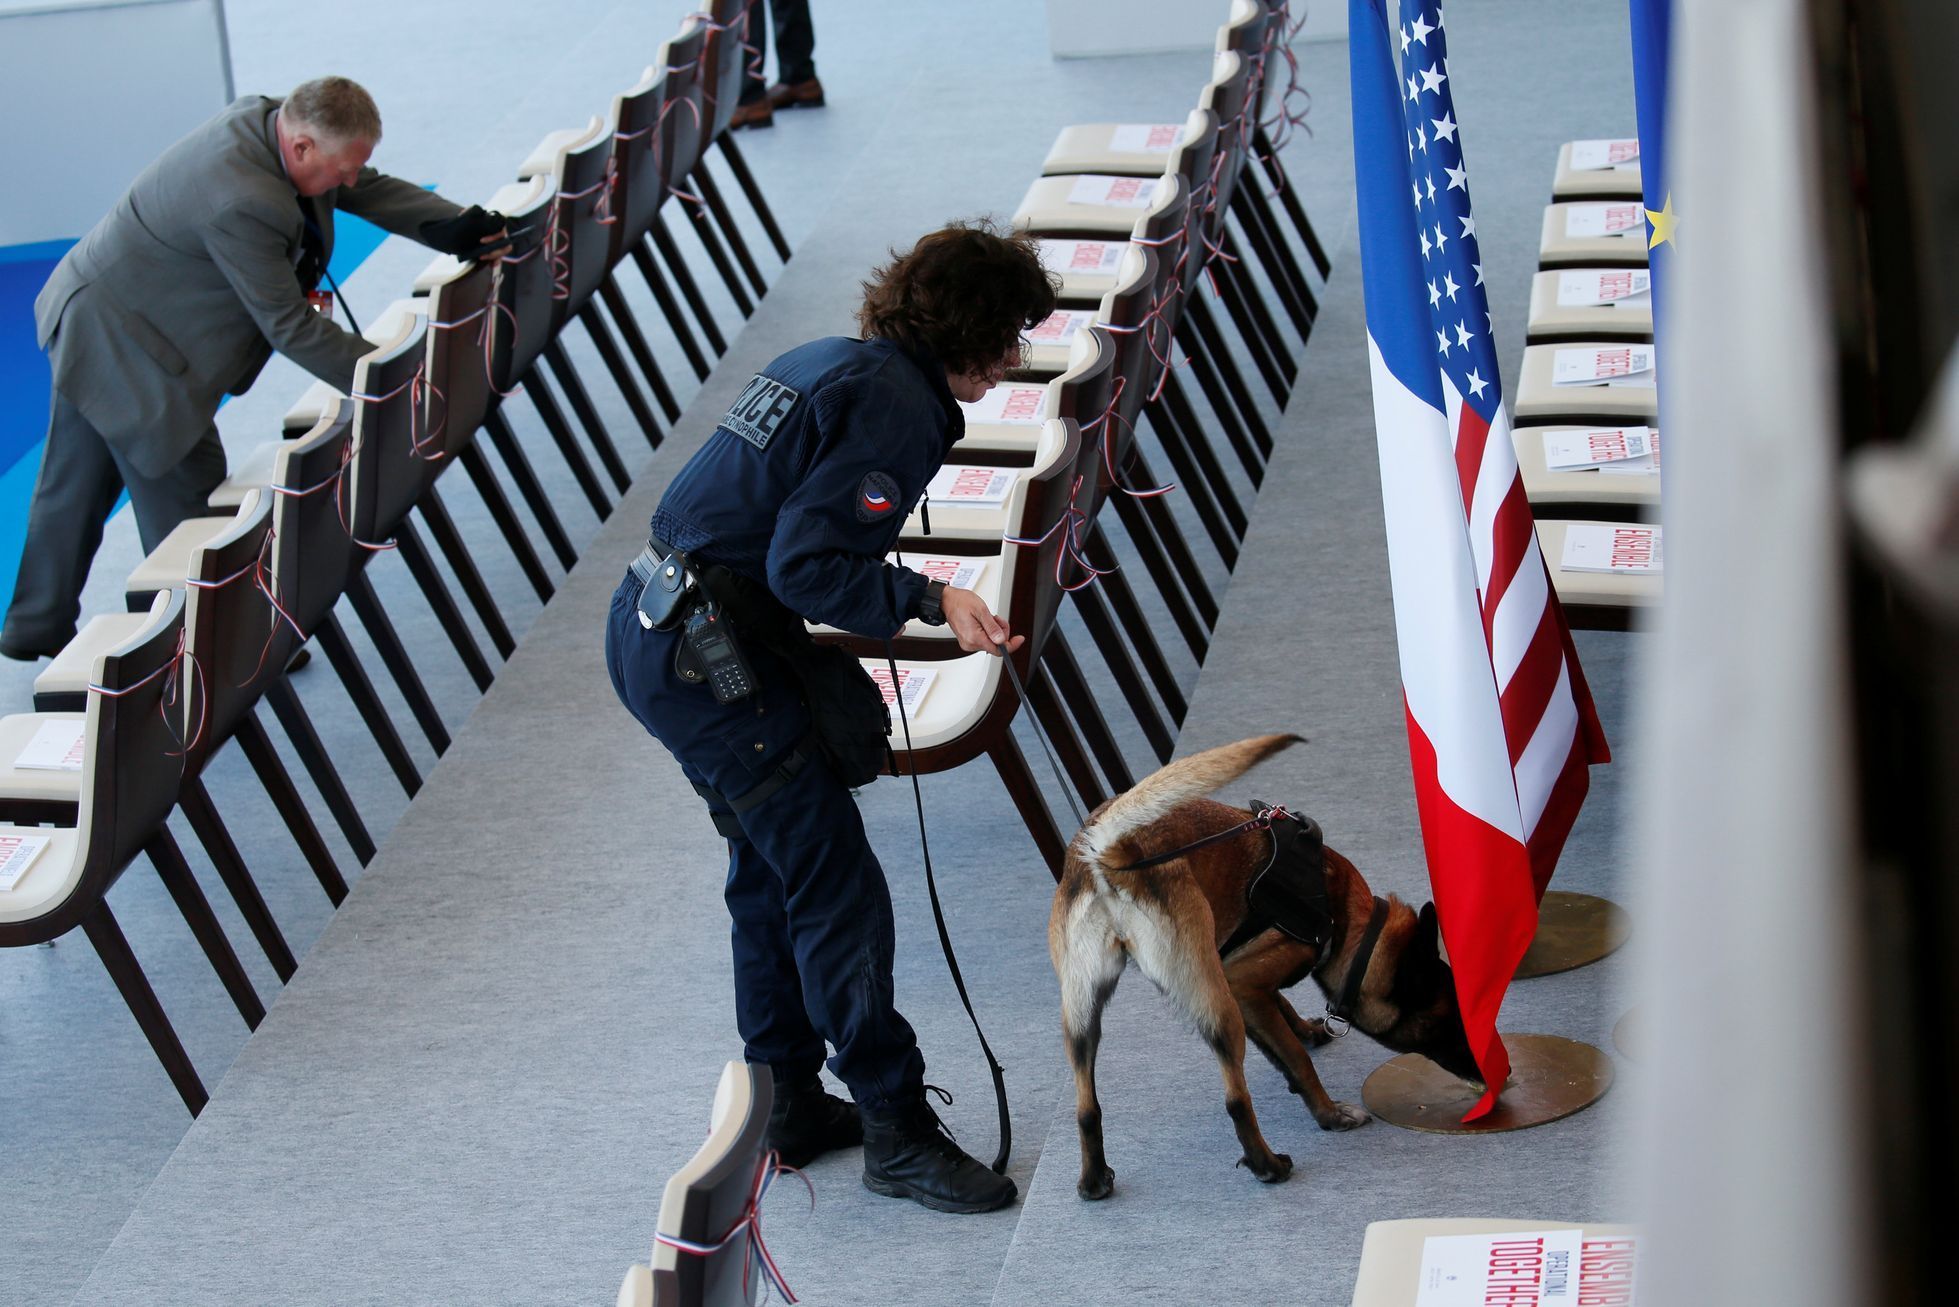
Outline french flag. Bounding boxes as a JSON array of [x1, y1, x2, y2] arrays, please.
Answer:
[[1350, 0, 1610, 1119]]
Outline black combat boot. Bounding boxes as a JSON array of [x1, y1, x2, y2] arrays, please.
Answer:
[[765, 1073, 863, 1168], [860, 1087, 1018, 1214]]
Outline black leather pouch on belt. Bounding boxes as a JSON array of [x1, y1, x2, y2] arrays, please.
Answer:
[[699, 563, 892, 789]]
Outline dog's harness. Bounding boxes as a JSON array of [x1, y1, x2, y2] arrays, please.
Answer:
[[1118, 802, 1391, 1039]]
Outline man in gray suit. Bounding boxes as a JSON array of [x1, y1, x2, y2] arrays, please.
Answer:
[[1, 76, 500, 660]]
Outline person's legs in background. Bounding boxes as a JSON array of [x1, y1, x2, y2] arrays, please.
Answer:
[[733, 0, 777, 128], [2, 388, 132, 660], [767, 0, 824, 108]]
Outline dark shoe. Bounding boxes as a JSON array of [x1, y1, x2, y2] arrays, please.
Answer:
[[766, 78, 826, 110], [730, 98, 775, 130], [766, 1074, 862, 1168], [0, 636, 65, 662], [861, 1087, 1017, 1214]]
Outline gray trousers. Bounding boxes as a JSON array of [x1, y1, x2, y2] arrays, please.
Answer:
[[1, 386, 225, 653]]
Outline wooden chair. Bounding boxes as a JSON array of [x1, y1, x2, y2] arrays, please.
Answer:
[[1525, 268, 1653, 343], [1550, 138, 1644, 201], [1, 590, 262, 1115], [1538, 202, 1650, 269], [1534, 519, 1662, 632], [1514, 341, 1660, 426], [609, 62, 722, 372], [651, 22, 756, 331], [617, 1062, 780, 1307], [1512, 422, 1661, 521], [683, 0, 785, 302]]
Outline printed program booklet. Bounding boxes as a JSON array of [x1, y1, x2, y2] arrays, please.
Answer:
[[1026, 309, 1095, 347], [959, 384, 1048, 426], [926, 466, 1017, 508], [0, 832, 53, 893], [1563, 203, 1645, 238], [1551, 345, 1656, 388], [1541, 426, 1655, 471], [13, 718, 86, 772], [1067, 174, 1161, 208], [1555, 269, 1651, 308], [869, 666, 935, 715], [1108, 123, 1182, 153], [1038, 239, 1129, 276], [1415, 1229, 1640, 1306], [1560, 524, 1663, 574], [1568, 137, 1640, 171], [899, 557, 987, 592]]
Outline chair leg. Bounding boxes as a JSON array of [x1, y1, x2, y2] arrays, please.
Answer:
[[692, 164, 768, 299], [541, 342, 634, 493], [1025, 664, 1107, 810], [370, 523, 501, 681], [234, 712, 349, 907], [1066, 582, 1176, 762], [1042, 629, 1139, 793], [649, 218, 732, 351], [1182, 327, 1271, 475], [513, 368, 611, 521], [477, 405, 575, 568], [262, 675, 376, 866], [1250, 132, 1334, 278], [622, 248, 713, 379], [456, 444, 556, 603], [1085, 520, 1192, 721], [585, 288, 677, 430], [1154, 375, 1250, 538], [1110, 490, 1213, 657], [1231, 191, 1316, 335], [83, 904, 207, 1115], [147, 827, 265, 1028], [986, 733, 1066, 880], [177, 776, 298, 983], [1178, 310, 1269, 455], [411, 496, 516, 663], [1141, 402, 1242, 566], [1218, 227, 1302, 377], [716, 134, 793, 262], [676, 190, 755, 319], [1203, 262, 1291, 404], [315, 611, 429, 787]]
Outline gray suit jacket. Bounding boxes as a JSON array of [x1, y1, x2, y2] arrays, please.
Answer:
[[34, 96, 460, 477]]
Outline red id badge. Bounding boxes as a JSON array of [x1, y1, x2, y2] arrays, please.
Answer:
[[306, 290, 333, 319]]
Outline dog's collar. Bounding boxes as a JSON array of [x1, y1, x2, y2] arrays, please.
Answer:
[[1319, 896, 1389, 1039]]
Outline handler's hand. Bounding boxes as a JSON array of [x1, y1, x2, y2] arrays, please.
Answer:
[[942, 586, 1024, 656], [479, 228, 512, 263]]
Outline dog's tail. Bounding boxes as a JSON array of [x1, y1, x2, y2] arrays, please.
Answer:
[[1076, 733, 1304, 865]]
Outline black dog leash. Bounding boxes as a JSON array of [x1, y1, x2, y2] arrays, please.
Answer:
[[883, 640, 1012, 1175]]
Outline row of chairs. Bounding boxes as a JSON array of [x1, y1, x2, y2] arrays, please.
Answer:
[[810, 0, 1332, 875], [1513, 136, 1663, 630], [0, 1, 798, 1113]]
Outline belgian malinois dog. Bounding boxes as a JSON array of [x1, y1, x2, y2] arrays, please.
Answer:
[[1049, 733, 1482, 1198]]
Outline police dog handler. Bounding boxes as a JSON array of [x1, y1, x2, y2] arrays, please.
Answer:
[[606, 222, 1055, 1214], [1, 77, 509, 662]]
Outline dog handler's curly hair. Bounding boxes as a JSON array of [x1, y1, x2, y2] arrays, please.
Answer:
[[856, 220, 1058, 378]]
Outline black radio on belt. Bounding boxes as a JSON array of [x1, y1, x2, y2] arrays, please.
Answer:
[[683, 602, 755, 703]]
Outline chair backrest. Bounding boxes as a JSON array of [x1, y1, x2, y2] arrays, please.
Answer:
[[659, 24, 711, 191], [182, 491, 281, 762], [346, 311, 430, 544], [1047, 326, 1123, 531], [998, 417, 1083, 670], [611, 65, 671, 251], [269, 401, 357, 639], [1199, 52, 1252, 223], [421, 259, 498, 464], [698, 0, 755, 142], [1, 590, 186, 942], [485, 173, 560, 391], [1219, 0, 1275, 125], [1166, 110, 1220, 320], [552, 117, 617, 315], [646, 1062, 775, 1307]]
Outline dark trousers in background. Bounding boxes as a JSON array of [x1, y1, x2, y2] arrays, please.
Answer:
[[2, 386, 225, 654], [740, 0, 818, 102], [604, 570, 927, 1111]]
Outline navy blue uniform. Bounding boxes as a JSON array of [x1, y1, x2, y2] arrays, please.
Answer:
[[605, 336, 963, 1110]]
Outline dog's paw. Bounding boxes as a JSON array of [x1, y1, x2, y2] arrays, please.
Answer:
[[1238, 1151, 1293, 1184], [1296, 1017, 1335, 1048], [1315, 1101, 1371, 1132], [1077, 1166, 1116, 1201]]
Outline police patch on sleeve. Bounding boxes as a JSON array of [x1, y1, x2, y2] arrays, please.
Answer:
[[720, 373, 801, 450], [856, 471, 902, 523]]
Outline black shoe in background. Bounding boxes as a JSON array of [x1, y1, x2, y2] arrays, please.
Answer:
[[766, 1073, 863, 1169], [861, 1086, 1017, 1214]]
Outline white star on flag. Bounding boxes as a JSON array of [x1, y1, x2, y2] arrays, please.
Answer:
[[1411, 12, 1434, 43], [1443, 271, 1460, 300], [1459, 214, 1477, 238], [1445, 162, 1468, 190], [1465, 368, 1488, 399], [1428, 279, 1441, 307], [1432, 112, 1458, 143], [1420, 63, 1447, 95], [1455, 320, 1473, 348], [1434, 223, 1449, 251]]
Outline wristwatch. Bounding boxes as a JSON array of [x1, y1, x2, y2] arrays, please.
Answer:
[[917, 579, 949, 626]]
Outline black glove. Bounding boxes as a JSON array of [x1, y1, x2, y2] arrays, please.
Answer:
[[418, 205, 510, 257]]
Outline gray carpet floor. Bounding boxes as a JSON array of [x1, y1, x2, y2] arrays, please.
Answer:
[[2, 3, 1644, 1303]]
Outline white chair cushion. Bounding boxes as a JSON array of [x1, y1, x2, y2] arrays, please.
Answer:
[[808, 553, 1005, 645], [34, 612, 152, 701], [281, 298, 424, 427], [1526, 268, 1653, 342], [1514, 341, 1659, 423], [519, 120, 603, 181], [207, 439, 289, 511], [0, 712, 87, 804], [1551, 138, 1643, 200], [1040, 122, 1186, 178], [1539, 202, 1649, 269], [1023, 308, 1101, 375], [1038, 238, 1133, 303], [124, 515, 232, 598], [1013, 174, 1168, 236], [870, 653, 1001, 752]]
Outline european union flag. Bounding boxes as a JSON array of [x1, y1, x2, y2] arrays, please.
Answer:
[[1629, 0, 1673, 338]]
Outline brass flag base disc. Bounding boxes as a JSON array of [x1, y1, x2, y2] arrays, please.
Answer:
[[1514, 890, 1631, 979], [1362, 1033, 1613, 1134]]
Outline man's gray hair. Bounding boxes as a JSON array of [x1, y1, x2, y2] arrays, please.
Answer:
[[283, 76, 383, 148]]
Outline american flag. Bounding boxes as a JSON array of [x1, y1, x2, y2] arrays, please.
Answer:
[[1350, 0, 1610, 1119]]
